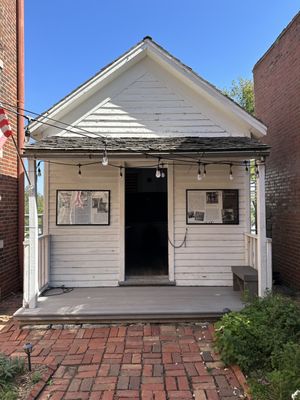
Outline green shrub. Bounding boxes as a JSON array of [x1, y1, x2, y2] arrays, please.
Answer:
[[214, 293, 300, 374], [250, 343, 300, 400]]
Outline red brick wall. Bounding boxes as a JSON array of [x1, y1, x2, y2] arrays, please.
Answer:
[[253, 12, 300, 289], [0, 0, 21, 299]]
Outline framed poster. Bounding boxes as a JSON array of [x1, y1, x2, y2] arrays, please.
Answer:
[[186, 189, 239, 225], [56, 190, 110, 225]]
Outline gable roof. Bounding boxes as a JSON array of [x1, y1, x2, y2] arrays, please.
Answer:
[[30, 37, 267, 138]]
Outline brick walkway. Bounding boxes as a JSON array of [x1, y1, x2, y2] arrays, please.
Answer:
[[0, 320, 247, 400]]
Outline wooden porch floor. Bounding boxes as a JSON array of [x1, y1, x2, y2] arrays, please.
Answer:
[[14, 286, 244, 325]]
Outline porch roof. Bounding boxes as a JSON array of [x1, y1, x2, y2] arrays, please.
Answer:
[[24, 136, 270, 158]]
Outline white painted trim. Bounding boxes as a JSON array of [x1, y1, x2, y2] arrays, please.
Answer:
[[146, 42, 266, 137], [25, 160, 39, 308], [30, 43, 147, 133], [43, 161, 49, 235], [167, 162, 175, 282], [119, 161, 125, 282], [256, 162, 268, 296]]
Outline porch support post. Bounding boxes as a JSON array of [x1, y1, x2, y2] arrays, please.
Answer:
[[256, 161, 270, 296], [24, 159, 39, 308]]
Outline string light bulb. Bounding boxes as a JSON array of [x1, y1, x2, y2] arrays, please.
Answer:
[[37, 162, 42, 177], [229, 164, 234, 180], [78, 163, 82, 176], [24, 126, 31, 144], [203, 164, 207, 178], [197, 162, 202, 181], [255, 161, 259, 177], [102, 148, 108, 166], [119, 167, 123, 177], [161, 164, 165, 178], [244, 161, 249, 172], [155, 166, 161, 178]]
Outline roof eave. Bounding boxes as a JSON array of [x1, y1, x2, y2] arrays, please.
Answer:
[[23, 149, 270, 159]]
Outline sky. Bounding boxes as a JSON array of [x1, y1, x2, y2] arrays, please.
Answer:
[[24, 1, 299, 193], [25, 0, 299, 114]]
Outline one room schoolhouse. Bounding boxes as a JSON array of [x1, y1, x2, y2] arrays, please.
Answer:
[[15, 37, 272, 323]]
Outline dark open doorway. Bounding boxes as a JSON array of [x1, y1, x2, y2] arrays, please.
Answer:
[[125, 168, 168, 278]]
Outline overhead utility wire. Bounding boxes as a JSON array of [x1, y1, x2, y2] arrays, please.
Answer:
[[1, 101, 256, 171]]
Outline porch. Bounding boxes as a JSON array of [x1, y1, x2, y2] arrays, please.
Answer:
[[14, 231, 272, 325], [19, 136, 272, 323], [14, 286, 244, 325]]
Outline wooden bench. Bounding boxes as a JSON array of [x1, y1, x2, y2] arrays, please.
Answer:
[[231, 265, 258, 298]]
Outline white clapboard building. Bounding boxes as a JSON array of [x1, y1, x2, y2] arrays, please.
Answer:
[[15, 38, 271, 323]]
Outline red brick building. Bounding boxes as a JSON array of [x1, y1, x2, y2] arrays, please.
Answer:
[[253, 12, 300, 290], [0, 0, 24, 300]]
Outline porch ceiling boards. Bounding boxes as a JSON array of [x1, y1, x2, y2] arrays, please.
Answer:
[[14, 287, 244, 325], [23, 136, 270, 158]]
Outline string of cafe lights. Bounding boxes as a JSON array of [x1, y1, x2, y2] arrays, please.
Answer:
[[1, 100, 262, 181]]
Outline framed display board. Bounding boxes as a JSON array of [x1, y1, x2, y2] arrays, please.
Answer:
[[186, 189, 239, 225], [56, 190, 110, 226]]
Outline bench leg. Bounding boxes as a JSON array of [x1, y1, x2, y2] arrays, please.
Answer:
[[244, 281, 258, 299], [233, 274, 240, 291]]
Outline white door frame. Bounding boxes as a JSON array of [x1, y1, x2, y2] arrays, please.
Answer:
[[119, 160, 174, 282]]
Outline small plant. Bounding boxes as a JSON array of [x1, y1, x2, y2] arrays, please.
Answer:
[[0, 354, 25, 400], [31, 371, 42, 384], [0, 354, 25, 386]]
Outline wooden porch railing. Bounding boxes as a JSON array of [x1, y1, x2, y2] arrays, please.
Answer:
[[245, 233, 272, 276], [38, 234, 50, 292], [245, 233, 259, 269], [23, 234, 50, 297]]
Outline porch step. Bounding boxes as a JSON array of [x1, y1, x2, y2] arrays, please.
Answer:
[[119, 276, 176, 286]]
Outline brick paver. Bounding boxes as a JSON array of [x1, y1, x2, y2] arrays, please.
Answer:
[[0, 319, 247, 399]]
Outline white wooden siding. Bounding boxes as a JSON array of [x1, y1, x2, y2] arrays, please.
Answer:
[[48, 159, 249, 287], [48, 161, 120, 287], [174, 164, 247, 286], [76, 71, 228, 138], [39, 58, 251, 140]]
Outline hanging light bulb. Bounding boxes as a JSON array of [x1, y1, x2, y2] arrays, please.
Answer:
[[229, 164, 234, 180], [244, 161, 249, 172], [155, 166, 161, 178], [24, 126, 31, 144], [119, 167, 123, 177], [255, 161, 259, 177], [203, 164, 207, 178], [161, 163, 165, 178], [78, 164, 82, 176], [197, 162, 202, 181], [37, 162, 42, 177], [102, 148, 108, 166]]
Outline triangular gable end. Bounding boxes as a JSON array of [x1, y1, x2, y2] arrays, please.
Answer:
[[30, 38, 267, 140]]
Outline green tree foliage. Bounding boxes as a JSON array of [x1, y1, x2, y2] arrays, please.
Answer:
[[223, 78, 255, 115]]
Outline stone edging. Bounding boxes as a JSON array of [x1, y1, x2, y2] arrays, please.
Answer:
[[26, 364, 57, 400]]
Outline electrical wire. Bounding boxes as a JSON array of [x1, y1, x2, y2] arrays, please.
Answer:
[[0, 100, 257, 174]]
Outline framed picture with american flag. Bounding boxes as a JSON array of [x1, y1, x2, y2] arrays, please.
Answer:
[[56, 190, 110, 225]]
